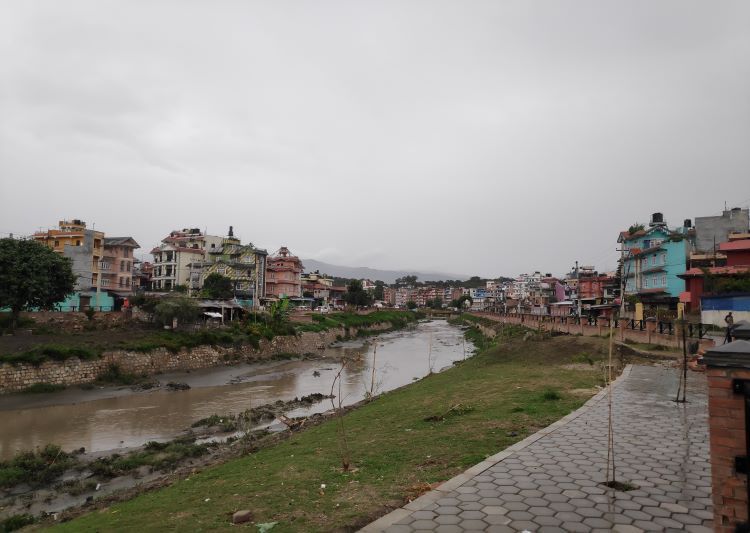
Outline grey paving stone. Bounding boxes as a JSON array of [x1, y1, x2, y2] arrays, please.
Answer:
[[460, 519, 490, 530], [359, 367, 712, 533], [458, 510, 486, 520], [533, 515, 563, 526], [434, 506, 461, 515], [410, 518, 439, 529], [434, 514, 461, 525]]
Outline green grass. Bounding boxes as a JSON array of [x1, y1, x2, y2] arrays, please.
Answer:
[[20, 382, 67, 394], [51, 328, 608, 532], [0, 345, 100, 366], [296, 311, 420, 334]]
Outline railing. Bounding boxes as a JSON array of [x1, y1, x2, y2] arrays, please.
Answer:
[[52, 305, 116, 312], [479, 311, 710, 339]]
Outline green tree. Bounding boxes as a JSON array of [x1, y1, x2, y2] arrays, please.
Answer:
[[373, 280, 385, 301], [431, 297, 443, 309], [344, 280, 373, 307], [153, 297, 200, 328], [452, 295, 473, 309], [406, 300, 417, 310], [202, 273, 234, 299], [0, 238, 76, 330], [394, 275, 418, 288]]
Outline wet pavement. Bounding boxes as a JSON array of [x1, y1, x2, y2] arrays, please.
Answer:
[[361, 365, 712, 532]]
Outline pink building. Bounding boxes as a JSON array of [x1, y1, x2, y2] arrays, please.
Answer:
[[102, 237, 140, 295], [265, 247, 304, 299]]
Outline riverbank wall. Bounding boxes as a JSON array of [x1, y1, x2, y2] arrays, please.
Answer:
[[471, 311, 716, 351], [0, 323, 393, 394]]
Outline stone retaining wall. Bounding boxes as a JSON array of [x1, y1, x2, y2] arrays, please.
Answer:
[[0, 323, 392, 394]]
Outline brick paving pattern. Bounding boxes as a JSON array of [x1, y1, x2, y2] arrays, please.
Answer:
[[361, 365, 711, 532]]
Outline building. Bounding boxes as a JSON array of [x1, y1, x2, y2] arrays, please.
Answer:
[[618, 213, 692, 308], [301, 271, 334, 303], [32, 219, 114, 310], [151, 228, 224, 290], [132, 259, 153, 290], [102, 237, 140, 297], [694, 207, 749, 253], [679, 237, 750, 313], [265, 246, 303, 299], [186, 227, 267, 306]]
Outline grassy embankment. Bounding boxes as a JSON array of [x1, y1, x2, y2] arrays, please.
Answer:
[[0, 311, 419, 369], [47, 317, 615, 532]]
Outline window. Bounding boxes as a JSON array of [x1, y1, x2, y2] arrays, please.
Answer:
[[126, 261, 131, 272], [120, 260, 125, 272], [75, 240, 81, 246], [644, 278, 649, 288], [651, 255, 656, 265], [661, 254, 666, 265], [54, 240, 59, 247], [662, 275, 667, 286]]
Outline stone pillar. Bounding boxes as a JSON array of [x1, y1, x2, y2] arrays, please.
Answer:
[[704, 340, 750, 532]]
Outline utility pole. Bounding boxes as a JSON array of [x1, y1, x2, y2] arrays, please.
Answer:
[[575, 261, 581, 317], [617, 248, 628, 318]]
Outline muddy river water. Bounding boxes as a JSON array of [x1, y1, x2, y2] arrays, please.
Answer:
[[0, 320, 470, 460]]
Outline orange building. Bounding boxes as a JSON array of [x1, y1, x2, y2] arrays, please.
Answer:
[[33, 219, 104, 292]]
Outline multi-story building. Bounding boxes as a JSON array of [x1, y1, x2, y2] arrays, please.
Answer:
[[618, 212, 692, 308], [680, 236, 750, 312], [33, 219, 114, 310], [102, 237, 140, 295], [395, 287, 411, 307], [694, 207, 749, 253], [151, 228, 224, 290], [301, 271, 334, 302], [186, 227, 267, 305], [265, 246, 303, 299], [132, 260, 153, 290], [382, 287, 396, 306]]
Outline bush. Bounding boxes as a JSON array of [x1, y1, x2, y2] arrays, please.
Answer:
[[1, 514, 35, 532], [153, 297, 200, 328], [0, 444, 77, 488]]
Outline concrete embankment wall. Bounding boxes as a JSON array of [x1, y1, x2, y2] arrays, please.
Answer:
[[471, 312, 715, 351], [0, 323, 391, 394]]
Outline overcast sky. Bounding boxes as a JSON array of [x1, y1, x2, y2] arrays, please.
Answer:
[[1, 1, 749, 279]]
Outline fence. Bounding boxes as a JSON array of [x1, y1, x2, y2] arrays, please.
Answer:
[[471, 311, 717, 351]]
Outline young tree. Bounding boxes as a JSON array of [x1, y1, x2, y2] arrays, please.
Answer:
[[202, 273, 234, 299], [0, 238, 76, 330], [406, 300, 417, 310]]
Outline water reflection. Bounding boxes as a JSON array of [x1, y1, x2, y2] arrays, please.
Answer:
[[0, 320, 468, 459]]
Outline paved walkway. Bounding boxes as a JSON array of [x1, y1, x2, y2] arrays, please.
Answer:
[[361, 365, 712, 532]]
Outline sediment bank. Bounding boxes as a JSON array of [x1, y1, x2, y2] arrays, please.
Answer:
[[0, 323, 394, 394]]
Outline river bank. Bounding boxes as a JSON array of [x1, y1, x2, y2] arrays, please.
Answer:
[[0, 319, 469, 528], [0, 311, 418, 394], [28, 318, 656, 532]]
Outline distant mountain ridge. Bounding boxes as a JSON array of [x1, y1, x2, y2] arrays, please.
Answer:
[[301, 259, 470, 284]]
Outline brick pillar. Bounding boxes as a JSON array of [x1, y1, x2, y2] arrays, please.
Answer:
[[704, 340, 750, 532]]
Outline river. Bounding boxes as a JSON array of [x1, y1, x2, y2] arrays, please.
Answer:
[[0, 319, 470, 460]]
